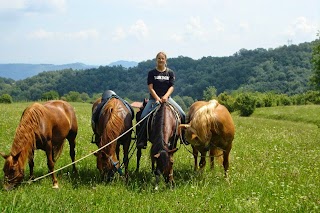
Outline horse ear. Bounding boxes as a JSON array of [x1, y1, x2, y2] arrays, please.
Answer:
[[12, 152, 21, 162], [178, 124, 190, 135], [0, 152, 9, 159], [154, 153, 161, 158], [191, 133, 198, 140]]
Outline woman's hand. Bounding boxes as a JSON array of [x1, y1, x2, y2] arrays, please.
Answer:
[[161, 95, 169, 103]]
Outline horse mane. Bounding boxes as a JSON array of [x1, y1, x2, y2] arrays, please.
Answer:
[[151, 103, 166, 155], [191, 100, 219, 143], [102, 99, 125, 144], [11, 103, 44, 160]]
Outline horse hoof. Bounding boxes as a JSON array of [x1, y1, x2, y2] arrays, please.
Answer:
[[52, 183, 59, 189]]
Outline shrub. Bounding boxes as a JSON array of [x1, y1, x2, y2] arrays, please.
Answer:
[[41, 90, 59, 100], [218, 92, 235, 112], [234, 93, 256, 116], [0, 94, 13, 103]]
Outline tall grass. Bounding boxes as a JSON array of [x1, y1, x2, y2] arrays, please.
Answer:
[[0, 102, 319, 212]]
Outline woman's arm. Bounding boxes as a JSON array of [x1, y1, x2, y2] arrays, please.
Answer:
[[148, 84, 161, 103], [161, 86, 174, 102]]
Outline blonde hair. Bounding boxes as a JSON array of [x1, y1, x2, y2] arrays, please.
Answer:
[[156, 51, 167, 67], [156, 51, 167, 60]]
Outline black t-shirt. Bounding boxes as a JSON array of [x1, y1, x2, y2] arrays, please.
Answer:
[[147, 68, 175, 98]]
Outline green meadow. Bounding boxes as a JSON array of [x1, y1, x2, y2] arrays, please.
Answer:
[[0, 102, 319, 212]]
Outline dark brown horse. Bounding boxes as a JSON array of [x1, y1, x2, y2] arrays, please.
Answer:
[[92, 97, 133, 181], [0, 100, 78, 190], [136, 102, 180, 189], [179, 100, 235, 177]]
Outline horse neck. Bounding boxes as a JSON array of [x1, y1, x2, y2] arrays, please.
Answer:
[[151, 104, 166, 153], [101, 99, 125, 145], [11, 110, 39, 167], [11, 131, 35, 169]]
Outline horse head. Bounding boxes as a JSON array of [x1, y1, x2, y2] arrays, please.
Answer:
[[153, 148, 178, 182], [178, 124, 205, 146], [1, 152, 25, 191], [94, 150, 121, 181]]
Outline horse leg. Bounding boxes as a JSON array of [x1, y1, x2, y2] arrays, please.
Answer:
[[199, 151, 207, 170], [136, 148, 142, 172], [209, 148, 215, 170], [28, 150, 35, 180], [45, 140, 58, 188], [122, 138, 130, 181], [168, 155, 175, 189], [223, 145, 232, 178], [192, 146, 198, 171], [67, 133, 77, 173]]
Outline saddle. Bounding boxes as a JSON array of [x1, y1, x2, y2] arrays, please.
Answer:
[[92, 90, 134, 128], [136, 99, 184, 149]]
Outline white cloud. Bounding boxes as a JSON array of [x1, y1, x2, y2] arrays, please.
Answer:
[[28, 29, 57, 39], [67, 29, 99, 40], [0, 0, 67, 13], [25, 0, 67, 13], [129, 20, 149, 39], [239, 21, 249, 32], [170, 33, 184, 43], [285, 16, 317, 37], [135, 0, 168, 8], [186, 16, 205, 40], [28, 29, 99, 40], [112, 27, 127, 41], [213, 18, 225, 32], [0, 0, 25, 9]]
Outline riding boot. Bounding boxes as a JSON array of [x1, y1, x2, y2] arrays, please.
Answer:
[[180, 115, 190, 145], [136, 120, 147, 149], [181, 129, 190, 145]]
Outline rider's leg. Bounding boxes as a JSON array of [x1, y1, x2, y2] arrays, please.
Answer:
[[168, 98, 189, 145]]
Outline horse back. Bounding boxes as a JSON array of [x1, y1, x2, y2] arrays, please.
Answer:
[[43, 100, 78, 135], [210, 104, 235, 147], [187, 101, 208, 122], [93, 97, 132, 144]]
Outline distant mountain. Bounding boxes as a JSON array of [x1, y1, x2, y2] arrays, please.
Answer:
[[108, 60, 138, 68], [0, 60, 138, 80], [0, 63, 98, 80]]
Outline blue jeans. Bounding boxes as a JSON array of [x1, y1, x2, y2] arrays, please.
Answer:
[[140, 97, 186, 123]]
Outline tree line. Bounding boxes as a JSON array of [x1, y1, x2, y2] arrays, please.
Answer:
[[0, 39, 319, 116]]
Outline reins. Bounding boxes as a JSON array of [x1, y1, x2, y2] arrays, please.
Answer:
[[180, 141, 225, 158], [25, 106, 158, 185]]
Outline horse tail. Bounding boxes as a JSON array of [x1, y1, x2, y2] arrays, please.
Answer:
[[105, 99, 125, 142], [213, 148, 224, 166], [207, 100, 220, 134], [191, 100, 219, 143]]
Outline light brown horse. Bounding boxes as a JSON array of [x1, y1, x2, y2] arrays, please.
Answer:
[[179, 100, 235, 177], [0, 100, 78, 190], [92, 97, 133, 181]]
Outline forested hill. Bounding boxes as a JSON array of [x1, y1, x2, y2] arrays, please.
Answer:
[[0, 41, 315, 102]]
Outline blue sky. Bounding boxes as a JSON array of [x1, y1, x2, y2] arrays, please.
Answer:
[[0, 0, 319, 65]]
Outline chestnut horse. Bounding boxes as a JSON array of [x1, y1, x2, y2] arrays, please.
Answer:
[[136, 102, 180, 189], [0, 100, 78, 190], [179, 100, 235, 177], [92, 97, 133, 181]]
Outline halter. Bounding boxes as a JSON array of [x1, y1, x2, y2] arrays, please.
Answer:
[[108, 156, 123, 175], [4, 168, 24, 185]]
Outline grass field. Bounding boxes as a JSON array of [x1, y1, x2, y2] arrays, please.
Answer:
[[0, 102, 319, 212]]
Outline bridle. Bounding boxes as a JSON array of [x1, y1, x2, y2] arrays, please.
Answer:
[[4, 168, 24, 185]]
